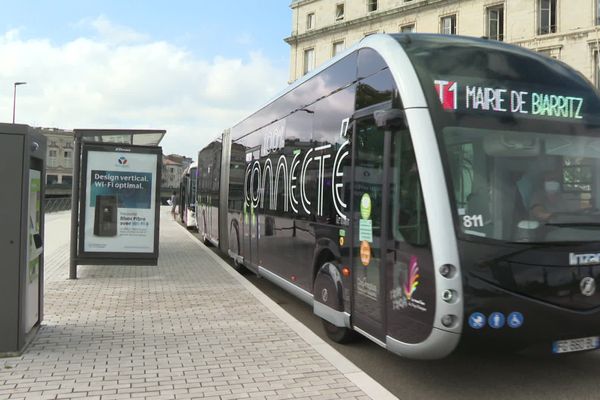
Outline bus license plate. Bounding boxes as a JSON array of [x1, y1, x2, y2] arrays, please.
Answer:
[[552, 337, 600, 354]]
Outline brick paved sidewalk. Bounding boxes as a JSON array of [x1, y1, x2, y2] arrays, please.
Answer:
[[0, 209, 396, 400]]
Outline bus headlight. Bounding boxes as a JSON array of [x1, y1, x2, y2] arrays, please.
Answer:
[[439, 264, 456, 278], [441, 314, 457, 328], [442, 289, 457, 303]]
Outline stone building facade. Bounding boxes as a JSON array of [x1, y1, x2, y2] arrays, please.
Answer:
[[35, 127, 74, 186], [161, 154, 192, 190], [286, 0, 600, 85]]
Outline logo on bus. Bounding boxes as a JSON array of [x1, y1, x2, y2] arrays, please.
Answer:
[[580, 277, 596, 297], [243, 119, 351, 222], [391, 255, 427, 312], [434, 80, 458, 110], [403, 255, 420, 300]]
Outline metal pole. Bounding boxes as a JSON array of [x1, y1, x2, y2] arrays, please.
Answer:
[[69, 132, 82, 279], [12, 82, 26, 124], [12, 84, 16, 123]]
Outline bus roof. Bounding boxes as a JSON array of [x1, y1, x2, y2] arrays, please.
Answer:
[[226, 33, 599, 141]]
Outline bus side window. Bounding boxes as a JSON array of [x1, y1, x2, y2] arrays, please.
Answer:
[[228, 143, 246, 212], [356, 68, 400, 111], [392, 128, 429, 246], [357, 48, 387, 80], [212, 145, 222, 209]]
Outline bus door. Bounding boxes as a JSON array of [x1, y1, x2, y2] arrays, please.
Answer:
[[384, 119, 436, 346], [206, 167, 213, 237], [190, 167, 197, 226], [243, 147, 261, 268], [350, 113, 389, 342]]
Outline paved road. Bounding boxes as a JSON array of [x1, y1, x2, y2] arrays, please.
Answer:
[[190, 230, 600, 400]]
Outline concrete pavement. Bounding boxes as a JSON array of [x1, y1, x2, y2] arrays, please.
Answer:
[[0, 208, 397, 400]]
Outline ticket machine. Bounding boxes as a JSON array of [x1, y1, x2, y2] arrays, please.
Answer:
[[0, 124, 46, 355]]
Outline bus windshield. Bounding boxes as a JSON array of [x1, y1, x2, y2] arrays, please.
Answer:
[[397, 34, 600, 243], [444, 127, 600, 243]]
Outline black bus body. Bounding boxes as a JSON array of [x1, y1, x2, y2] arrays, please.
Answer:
[[196, 33, 600, 358]]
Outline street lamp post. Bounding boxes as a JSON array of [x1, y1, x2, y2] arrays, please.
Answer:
[[12, 81, 27, 123]]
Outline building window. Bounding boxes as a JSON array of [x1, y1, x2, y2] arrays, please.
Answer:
[[487, 6, 504, 41], [597, 0, 600, 25], [48, 149, 58, 168], [61, 175, 73, 185], [64, 150, 72, 168], [336, 4, 344, 21], [368, 0, 378, 12], [46, 174, 58, 185], [306, 12, 315, 30], [401, 24, 415, 33], [332, 40, 345, 56], [303, 48, 315, 74], [538, 47, 561, 59], [539, 0, 557, 35], [441, 15, 457, 35], [538, 49, 551, 57]]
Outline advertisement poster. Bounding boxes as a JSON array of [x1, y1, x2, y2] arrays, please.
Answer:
[[82, 146, 159, 254], [25, 169, 41, 331]]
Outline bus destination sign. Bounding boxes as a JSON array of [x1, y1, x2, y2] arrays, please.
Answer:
[[434, 79, 584, 120]]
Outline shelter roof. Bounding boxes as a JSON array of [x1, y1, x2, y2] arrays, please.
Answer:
[[75, 129, 165, 146]]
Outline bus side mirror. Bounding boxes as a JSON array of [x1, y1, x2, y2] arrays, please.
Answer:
[[340, 118, 351, 139], [33, 233, 43, 249], [374, 108, 406, 129]]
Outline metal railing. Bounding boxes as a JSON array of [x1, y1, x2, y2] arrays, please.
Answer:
[[45, 197, 71, 213]]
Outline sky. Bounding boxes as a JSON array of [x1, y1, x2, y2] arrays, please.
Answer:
[[0, 1, 292, 157]]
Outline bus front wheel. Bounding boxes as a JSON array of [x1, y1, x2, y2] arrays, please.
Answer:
[[314, 261, 360, 344], [322, 319, 359, 344]]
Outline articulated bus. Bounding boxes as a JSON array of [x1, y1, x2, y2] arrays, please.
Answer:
[[179, 161, 198, 229], [196, 33, 600, 359]]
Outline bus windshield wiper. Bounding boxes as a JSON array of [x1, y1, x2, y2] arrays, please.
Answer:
[[545, 222, 600, 228]]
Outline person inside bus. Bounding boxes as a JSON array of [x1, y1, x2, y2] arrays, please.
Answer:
[[529, 172, 565, 221]]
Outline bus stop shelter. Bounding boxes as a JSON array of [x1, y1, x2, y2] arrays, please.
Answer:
[[69, 129, 166, 279]]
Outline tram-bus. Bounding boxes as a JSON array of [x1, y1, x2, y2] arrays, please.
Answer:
[[179, 161, 198, 229], [196, 33, 600, 359]]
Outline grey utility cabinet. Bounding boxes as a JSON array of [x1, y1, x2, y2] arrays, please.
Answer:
[[0, 124, 46, 355]]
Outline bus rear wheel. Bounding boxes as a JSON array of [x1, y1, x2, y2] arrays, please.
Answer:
[[322, 319, 359, 344], [229, 226, 245, 272]]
